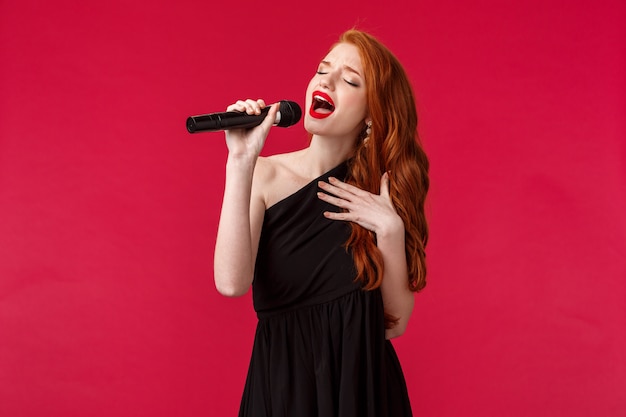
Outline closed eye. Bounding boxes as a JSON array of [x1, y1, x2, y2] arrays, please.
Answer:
[[344, 79, 359, 87]]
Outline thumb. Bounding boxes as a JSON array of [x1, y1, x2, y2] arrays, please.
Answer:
[[380, 171, 391, 197], [259, 103, 280, 130]]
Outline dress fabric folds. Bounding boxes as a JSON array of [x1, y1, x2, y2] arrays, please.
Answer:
[[239, 161, 413, 417]]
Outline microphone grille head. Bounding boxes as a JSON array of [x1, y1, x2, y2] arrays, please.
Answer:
[[276, 100, 302, 127]]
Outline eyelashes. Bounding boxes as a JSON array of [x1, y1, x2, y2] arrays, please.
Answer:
[[316, 70, 360, 87]]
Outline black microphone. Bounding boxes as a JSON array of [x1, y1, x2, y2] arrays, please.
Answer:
[[186, 100, 302, 133]]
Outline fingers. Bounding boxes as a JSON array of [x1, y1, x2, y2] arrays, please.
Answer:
[[317, 178, 368, 220], [222, 98, 275, 158], [316, 174, 397, 233], [259, 102, 279, 129], [319, 173, 392, 201], [322, 210, 352, 222], [226, 99, 267, 114], [318, 177, 369, 199], [223, 99, 278, 129], [317, 190, 350, 209], [318, 180, 351, 203]]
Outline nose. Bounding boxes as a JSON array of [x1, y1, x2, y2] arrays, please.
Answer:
[[318, 72, 334, 91]]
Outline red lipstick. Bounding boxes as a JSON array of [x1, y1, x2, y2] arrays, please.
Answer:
[[309, 90, 335, 120]]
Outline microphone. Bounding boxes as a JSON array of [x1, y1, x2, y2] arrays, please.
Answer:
[[186, 100, 302, 133]]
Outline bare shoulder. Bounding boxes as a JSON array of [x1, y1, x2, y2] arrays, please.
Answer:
[[254, 150, 309, 208], [253, 156, 277, 185]]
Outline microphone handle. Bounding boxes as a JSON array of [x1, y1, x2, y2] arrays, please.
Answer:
[[187, 107, 272, 133]]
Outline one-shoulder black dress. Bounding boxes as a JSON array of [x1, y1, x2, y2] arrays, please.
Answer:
[[239, 161, 413, 417]]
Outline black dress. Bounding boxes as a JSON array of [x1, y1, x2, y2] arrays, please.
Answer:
[[239, 161, 413, 417]]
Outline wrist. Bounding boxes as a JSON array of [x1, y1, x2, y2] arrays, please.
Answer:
[[375, 215, 405, 240], [226, 154, 257, 171]]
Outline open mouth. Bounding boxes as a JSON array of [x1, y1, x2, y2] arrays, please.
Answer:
[[309, 91, 335, 119]]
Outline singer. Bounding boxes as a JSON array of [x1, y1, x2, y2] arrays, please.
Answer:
[[213, 29, 429, 417]]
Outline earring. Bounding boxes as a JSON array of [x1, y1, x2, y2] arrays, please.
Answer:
[[364, 120, 372, 144]]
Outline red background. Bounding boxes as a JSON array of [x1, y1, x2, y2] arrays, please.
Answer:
[[1, 0, 625, 416]]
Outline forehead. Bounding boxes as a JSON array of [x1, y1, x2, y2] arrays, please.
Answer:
[[322, 43, 363, 71]]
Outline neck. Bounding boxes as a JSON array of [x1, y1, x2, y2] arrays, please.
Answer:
[[299, 135, 355, 177]]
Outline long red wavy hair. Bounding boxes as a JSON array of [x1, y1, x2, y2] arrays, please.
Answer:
[[335, 30, 429, 308]]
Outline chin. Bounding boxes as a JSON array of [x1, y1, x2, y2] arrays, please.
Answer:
[[303, 117, 321, 135]]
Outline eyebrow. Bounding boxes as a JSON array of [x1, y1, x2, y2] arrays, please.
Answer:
[[320, 60, 362, 77]]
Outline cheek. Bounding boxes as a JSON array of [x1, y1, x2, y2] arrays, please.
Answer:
[[343, 92, 368, 119]]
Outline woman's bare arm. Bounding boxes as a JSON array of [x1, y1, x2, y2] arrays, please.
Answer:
[[213, 101, 278, 296]]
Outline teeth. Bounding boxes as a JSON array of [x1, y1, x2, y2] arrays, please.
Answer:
[[314, 95, 331, 104]]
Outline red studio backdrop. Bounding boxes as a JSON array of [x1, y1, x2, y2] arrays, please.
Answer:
[[1, 0, 625, 416]]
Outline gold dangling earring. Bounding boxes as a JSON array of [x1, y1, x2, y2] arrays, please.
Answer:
[[364, 120, 372, 144]]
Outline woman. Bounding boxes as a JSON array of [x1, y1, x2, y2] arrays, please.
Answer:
[[214, 29, 429, 417]]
